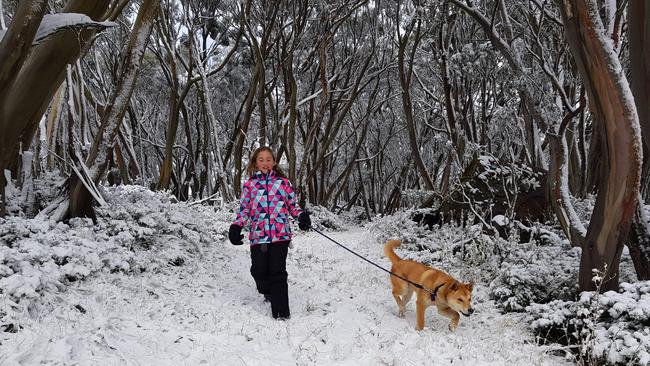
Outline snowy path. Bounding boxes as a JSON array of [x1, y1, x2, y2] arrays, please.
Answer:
[[0, 228, 571, 365]]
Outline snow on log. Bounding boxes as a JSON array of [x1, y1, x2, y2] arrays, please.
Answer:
[[32, 13, 116, 45]]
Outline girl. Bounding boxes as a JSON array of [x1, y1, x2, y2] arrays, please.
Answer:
[[229, 146, 311, 320]]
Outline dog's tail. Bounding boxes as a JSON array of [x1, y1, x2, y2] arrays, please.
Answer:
[[384, 240, 402, 264]]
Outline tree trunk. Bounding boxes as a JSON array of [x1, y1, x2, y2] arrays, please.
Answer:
[[626, 0, 650, 279], [0, 0, 47, 93], [397, 18, 434, 191], [192, 36, 233, 201], [0, 0, 112, 176], [628, 196, 650, 280], [155, 4, 183, 192], [0, 0, 48, 216], [67, 0, 160, 220], [233, 62, 262, 196], [558, 0, 642, 292], [439, 12, 462, 159], [284, 46, 298, 182], [157, 73, 180, 191], [547, 129, 586, 248]]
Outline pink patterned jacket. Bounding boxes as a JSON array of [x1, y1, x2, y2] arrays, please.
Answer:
[[233, 170, 303, 245]]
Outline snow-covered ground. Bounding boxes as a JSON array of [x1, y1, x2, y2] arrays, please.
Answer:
[[0, 226, 570, 365]]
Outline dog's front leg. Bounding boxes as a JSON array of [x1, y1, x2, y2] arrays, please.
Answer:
[[437, 306, 460, 332], [415, 299, 427, 331]]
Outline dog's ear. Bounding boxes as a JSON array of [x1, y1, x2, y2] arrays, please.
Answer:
[[466, 281, 474, 291], [449, 282, 458, 291]]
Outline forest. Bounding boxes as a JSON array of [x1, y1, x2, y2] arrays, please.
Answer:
[[0, 0, 649, 365]]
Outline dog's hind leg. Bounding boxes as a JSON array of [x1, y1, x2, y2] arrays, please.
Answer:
[[397, 287, 414, 317], [392, 290, 407, 317], [391, 278, 411, 317]]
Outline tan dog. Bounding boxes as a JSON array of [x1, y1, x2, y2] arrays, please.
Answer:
[[384, 240, 474, 331]]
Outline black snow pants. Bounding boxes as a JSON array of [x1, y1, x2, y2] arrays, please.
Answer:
[[250, 241, 290, 318]]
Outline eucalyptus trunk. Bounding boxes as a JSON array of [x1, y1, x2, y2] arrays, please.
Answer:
[[559, 0, 642, 292]]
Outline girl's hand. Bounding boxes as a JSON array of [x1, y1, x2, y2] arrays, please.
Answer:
[[298, 212, 311, 230], [229, 224, 244, 245]]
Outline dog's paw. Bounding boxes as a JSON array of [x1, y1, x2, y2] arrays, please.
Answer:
[[398, 309, 405, 318], [448, 322, 458, 332]]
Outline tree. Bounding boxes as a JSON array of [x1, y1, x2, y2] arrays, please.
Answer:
[[36, 0, 161, 221], [557, 0, 642, 291], [0, 1, 117, 174], [0, 0, 48, 217], [626, 0, 650, 280], [396, 4, 435, 191], [0, 0, 116, 216]]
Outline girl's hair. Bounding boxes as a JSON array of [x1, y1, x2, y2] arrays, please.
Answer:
[[246, 146, 286, 177]]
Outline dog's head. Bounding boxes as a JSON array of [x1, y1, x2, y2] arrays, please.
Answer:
[[446, 281, 474, 317]]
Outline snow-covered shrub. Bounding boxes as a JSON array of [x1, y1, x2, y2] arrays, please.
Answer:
[[2, 169, 65, 218], [0, 217, 116, 331], [435, 155, 550, 226], [570, 194, 595, 225], [367, 210, 509, 282], [337, 205, 368, 226], [369, 207, 583, 312], [489, 244, 580, 311], [401, 189, 432, 209], [453, 224, 509, 266], [0, 185, 229, 332], [3, 173, 21, 216], [514, 220, 565, 246], [31, 170, 66, 215], [367, 209, 434, 246], [527, 281, 650, 365], [306, 205, 346, 231]]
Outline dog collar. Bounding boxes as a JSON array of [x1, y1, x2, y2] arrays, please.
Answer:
[[430, 283, 445, 302]]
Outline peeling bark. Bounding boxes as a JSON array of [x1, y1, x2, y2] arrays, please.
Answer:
[[558, 0, 642, 292]]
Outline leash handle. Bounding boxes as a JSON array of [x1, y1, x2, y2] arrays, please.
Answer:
[[309, 225, 432, 293]]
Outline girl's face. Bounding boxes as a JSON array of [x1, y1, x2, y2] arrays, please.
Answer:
[[256, 150, 275, 174]]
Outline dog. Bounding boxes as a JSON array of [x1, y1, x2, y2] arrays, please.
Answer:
[[384, 240, 474, 331]]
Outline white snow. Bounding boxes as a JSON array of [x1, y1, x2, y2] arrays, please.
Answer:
[[33, 13, 116, 45], [0, 190, 570, 365]]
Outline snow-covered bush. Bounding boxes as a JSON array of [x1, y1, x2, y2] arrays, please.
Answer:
[[369, 208, 581, 311], [306, 205, 346, 231], [400, 189, 432, 209], [0, 185, 229, 332], [0, 216, 127, 331], [527, 281, 650, 365], [367, 209, 432, 246], [570, 195, 595, 224], [367, 210, 509, 281], [337, 205, 368, 226], [489, 243, 580, 311], [31, 170, 66, 215], [3, 173, 21, 216]]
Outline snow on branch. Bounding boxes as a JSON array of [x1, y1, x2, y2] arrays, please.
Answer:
[[32, 13, 116, 45]]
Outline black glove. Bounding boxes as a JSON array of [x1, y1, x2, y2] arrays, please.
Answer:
[[229, 224, 244, 245], [298, 212, 311, 231]]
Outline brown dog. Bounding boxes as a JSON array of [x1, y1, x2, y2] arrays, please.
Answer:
[[384, 240, 474, 331]]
